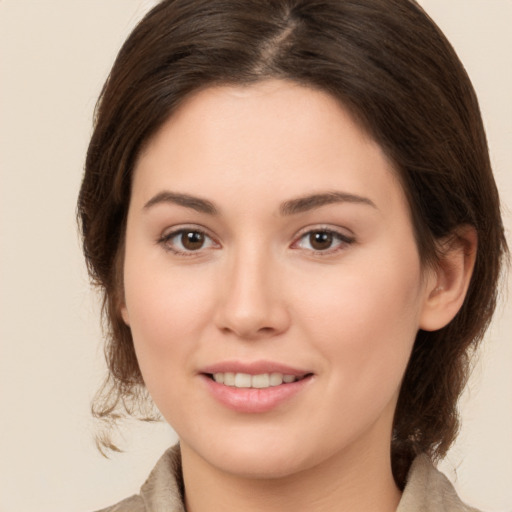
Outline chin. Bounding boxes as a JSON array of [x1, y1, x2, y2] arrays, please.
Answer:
[[180, 428, 327, 480], [214, 450, 310, 480]]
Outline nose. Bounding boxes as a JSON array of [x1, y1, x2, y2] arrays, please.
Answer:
[[214, 248, 291, 340]]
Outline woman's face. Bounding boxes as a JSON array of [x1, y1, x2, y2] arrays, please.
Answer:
[[122, 80, 435, 479]]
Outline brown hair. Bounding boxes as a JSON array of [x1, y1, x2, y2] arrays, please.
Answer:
[[78, 0, 507, 486]]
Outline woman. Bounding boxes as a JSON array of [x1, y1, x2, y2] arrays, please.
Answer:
[[78, 0, 508, 510]]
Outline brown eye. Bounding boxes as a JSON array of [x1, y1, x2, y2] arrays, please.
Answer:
[[160, 228, 217, 254], [309, 231, 334, 250], [293, 228, 354, 254], [181, 231, 205, 250]]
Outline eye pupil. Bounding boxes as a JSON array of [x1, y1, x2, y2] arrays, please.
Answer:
[[182, 231, 205, 250], [310, 231, 333, 250]]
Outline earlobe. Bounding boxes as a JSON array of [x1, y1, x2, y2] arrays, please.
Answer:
[[121, 304, 130, 326], [419, 225, 477, 332]]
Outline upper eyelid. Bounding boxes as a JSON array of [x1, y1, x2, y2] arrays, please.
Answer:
[[290, 227, 355, 253], [159, 224, 215, 240], [293, 225, 355, 241], [157, 224, 355, 248], [158, 225, 220, 252], [156, 229, 218, 260]]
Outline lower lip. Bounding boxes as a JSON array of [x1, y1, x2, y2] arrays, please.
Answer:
[[201, 375, 312, 413]]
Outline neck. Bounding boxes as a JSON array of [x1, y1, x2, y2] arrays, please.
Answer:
[[181, 435, 401, 512]]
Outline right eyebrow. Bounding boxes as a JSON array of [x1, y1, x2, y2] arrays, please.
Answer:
[[143, 191, 218, 215]]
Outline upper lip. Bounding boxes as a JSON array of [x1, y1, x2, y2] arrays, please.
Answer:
[[200, 360, 312, 377]]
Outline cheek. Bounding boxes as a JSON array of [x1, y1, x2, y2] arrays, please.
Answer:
[[122, 261, 219, 417], [122, 253, 215, 372], [293, 249, 424, 388]]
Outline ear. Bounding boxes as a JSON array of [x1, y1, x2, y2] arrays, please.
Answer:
[[419, 225, 477, 332], [113, 245, 130, 326], [120, 304, 130, 326]]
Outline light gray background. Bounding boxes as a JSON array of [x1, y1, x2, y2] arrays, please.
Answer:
[[1, 1, 511, 511]]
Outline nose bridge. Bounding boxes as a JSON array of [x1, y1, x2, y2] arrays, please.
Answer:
[[215, 238, 289, 339]]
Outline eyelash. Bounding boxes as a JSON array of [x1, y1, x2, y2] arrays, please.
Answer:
[[158, 226, 355, 257], [292, 227, 355, 255], [158, 227, 218, 256]]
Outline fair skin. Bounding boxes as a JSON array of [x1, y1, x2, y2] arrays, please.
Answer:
[[121, 80, 475, 512]]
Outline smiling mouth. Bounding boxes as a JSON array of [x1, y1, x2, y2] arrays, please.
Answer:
[[206, 372, 311, 389]]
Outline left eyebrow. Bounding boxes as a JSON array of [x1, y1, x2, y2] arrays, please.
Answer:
[[280, 191, 377, 216]]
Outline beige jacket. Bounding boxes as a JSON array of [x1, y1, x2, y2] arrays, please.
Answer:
[[96, 445, 480, 512]]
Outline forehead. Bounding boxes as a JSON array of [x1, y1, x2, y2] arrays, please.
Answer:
[[132, 79, 406, 218]]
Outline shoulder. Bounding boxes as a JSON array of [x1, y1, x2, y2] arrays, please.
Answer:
[[94, 494, 145, 512], [398, 454, 482, 512], [92, 445, 185, 512]]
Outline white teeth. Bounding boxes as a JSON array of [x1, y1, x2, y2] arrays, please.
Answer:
[[269, 373, 283, 386], [223, 372, 235, 386], [212, 372, 301, 389], [251, 374, 270, 388], [213, 373, 224, 384], [234, 373, 252, 388]]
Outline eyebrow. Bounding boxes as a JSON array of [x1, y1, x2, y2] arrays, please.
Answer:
[[279, 191, 377, 215], [143, 191, 218, 215], [143, 190, 376, 216]]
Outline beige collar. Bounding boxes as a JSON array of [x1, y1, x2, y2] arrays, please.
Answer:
[[98, 445, 480, 512], [397, 454, 480, 512]]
